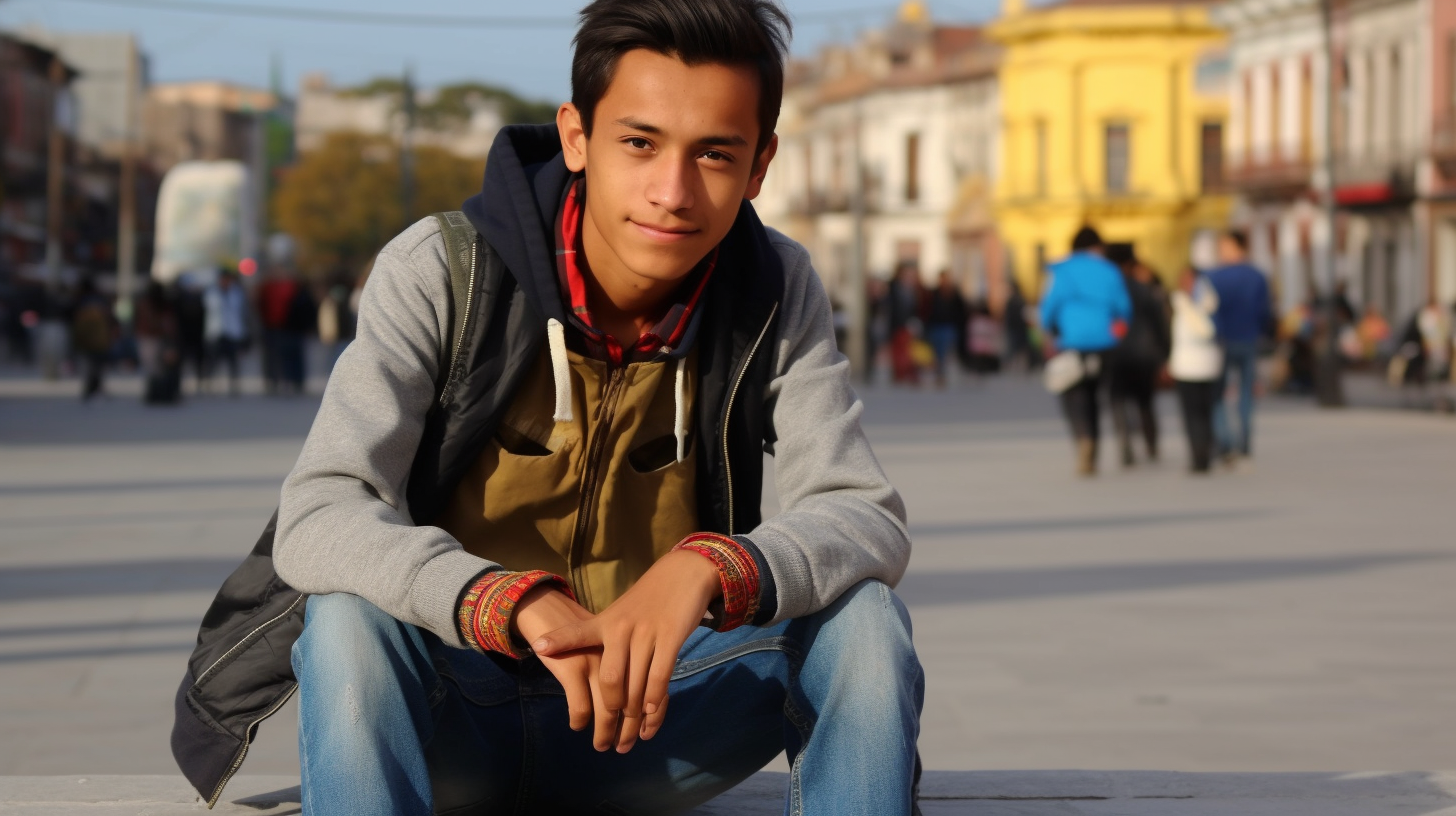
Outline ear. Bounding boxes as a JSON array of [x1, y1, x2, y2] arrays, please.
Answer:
[[558, 103, 588, 173], [743, 134, 778, 201]]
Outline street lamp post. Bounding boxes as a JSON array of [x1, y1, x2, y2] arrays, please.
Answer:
[[1314, 0, 1345, 407]]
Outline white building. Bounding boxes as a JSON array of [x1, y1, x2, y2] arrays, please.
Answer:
[[1217, 0, 1443, 321], [294, 73, 503, 160], [757, 1, 1002, 304]]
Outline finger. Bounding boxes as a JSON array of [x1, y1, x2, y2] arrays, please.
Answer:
[[589, 668, 618, 752], [642, 646, 674, 719], [623, 633, 654, 718], [597, 630, 628, 716], [532, 620, 600, 656], [640, 693, 669, 741], [615, 711, 642, 754], [559, 658, 594, 732]]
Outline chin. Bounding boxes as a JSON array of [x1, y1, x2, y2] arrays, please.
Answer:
[[624, 246, 711, 284]]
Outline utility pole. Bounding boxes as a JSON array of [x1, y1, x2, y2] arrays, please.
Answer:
[[115, 40, 138, 326], [44, 54, 66, 293], [846, 97, 868, 382], [400, 65, 416, 230], [1314, 0, 1345, 407]]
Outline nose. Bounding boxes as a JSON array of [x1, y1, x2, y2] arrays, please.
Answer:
[[645, 154, 696, 213]]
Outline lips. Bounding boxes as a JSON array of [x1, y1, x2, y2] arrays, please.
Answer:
[[632, 221, 699, 243]]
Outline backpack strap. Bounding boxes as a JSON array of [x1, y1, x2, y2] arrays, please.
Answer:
[[430, 211, 480, 402]]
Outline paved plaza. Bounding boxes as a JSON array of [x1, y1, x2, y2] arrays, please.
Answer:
[[1, 369, 1454, 805]]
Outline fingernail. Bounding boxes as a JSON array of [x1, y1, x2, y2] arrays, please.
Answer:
[[532, 639, 548, 652], [644, 702, 658, 715]]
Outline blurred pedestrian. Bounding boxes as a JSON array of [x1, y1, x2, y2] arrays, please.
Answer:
[[279, 281, 317, 394], [925, 270, 966, 388], [317, 277, 356, 374], [1207, 229, 1272, 465], [204, 269, 250, 396], [257, 267, 299, 394], [1039, 226, 1132, 476], [1003, 277, 1035, 373], [1105, 248, 1170, 467], [135, 281, 183, 405], [176, 276, 208, 394], [1355, 304, 1390, 364], [887, 261, 924, 386], [866, 277, 889, 384], [70, 278, 114, 402], [1169, 267, 1222, 474]]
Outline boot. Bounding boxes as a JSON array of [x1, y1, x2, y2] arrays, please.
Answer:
[[1077, 438, 1098, 476]]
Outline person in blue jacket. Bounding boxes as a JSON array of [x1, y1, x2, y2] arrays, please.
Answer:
[[1205, 229, 1273, 464], [1040, 226, 1133, 475]]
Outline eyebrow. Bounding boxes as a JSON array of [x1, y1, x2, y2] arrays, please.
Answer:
[[613, 117, 749, 149]]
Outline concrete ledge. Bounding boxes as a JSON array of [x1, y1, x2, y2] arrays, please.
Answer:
[[3, 771, 1456, 815]]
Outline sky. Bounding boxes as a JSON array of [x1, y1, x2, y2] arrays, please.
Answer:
[[1, 0, 1005, 105]]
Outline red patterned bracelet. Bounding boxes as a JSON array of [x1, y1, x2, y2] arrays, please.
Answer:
[[458, 570, 574, 658], [672, 533, 761, 631]]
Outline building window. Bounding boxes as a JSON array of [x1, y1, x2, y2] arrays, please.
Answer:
[[1200, 121, 1225, 192], [1300, 58, 1313, 162], [1034, 120, 1048, 198], [904, 132, 920, 203], [1105, 122, 1130, 194], [1269, 64, 1281, 158], [1390, 47, 1403, 153]]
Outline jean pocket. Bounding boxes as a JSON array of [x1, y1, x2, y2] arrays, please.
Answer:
[[433, 647, 520, 707]]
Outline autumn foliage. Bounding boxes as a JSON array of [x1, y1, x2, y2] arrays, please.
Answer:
[[271, 131, 485, 277]]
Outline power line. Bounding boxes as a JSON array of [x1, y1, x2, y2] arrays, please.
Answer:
[[42, 0, 904, 28]]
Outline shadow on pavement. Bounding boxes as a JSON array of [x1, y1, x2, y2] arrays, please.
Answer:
[[0, 394, 321, 446], [0, 476, 282, 497], [896, 552, 1451, 607], [910, 508, 1279, 538]]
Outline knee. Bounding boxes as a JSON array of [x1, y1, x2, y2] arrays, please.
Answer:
[[292, 592, 427, 694], [811, 580, 920, 676]]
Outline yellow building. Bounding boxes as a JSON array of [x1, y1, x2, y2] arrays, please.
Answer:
[[989, 0, 1232, 295]]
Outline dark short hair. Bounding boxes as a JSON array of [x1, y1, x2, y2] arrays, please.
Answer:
[[1223, 229, 1249, 252], [571, 0, 792, 156], [1071, 226, 1103, 252]]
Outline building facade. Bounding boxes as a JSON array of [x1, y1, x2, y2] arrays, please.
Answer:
[[1220, 0, 1456, 321], [756, 1, 1003, 306], [0, 34, 75, 281], [294, 73, 504, 161], [991, 0, 1232, 296]]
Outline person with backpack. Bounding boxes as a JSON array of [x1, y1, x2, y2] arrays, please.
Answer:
[[1039, 226, 1132, 476], [170, 3, 922, 814], [1104, 248, 1170, 467], [70, 278, 113, 401]]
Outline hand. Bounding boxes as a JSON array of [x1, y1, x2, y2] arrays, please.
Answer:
[[510, 586, 604, 738], [532, 550, 720, 753]]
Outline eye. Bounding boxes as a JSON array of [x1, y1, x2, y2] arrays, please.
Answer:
[[701, 150, 733, 164], [624, 137, 652, 150]]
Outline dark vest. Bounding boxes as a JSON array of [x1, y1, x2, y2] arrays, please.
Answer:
[[170, 219, 785, 806]]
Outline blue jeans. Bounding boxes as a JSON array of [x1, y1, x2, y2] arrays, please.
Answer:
[[292, 580, 924, 816], [1214, 340, 1259, 456]]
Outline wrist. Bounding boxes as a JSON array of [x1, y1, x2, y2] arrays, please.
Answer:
[[671, 533, 762, 631], [458, 570, 574, 658]]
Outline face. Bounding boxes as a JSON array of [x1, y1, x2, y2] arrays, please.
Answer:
[[1217, 236, 1244, 265], [558, 49, 777, 295]]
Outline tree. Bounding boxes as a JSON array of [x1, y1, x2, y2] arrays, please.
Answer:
[[271, 132, 484, 278]]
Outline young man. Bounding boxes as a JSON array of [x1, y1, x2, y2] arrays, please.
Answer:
[[1039, 226, 1132, 476], [195, 2, 922, 814], [1206, 229, 1272, 463]]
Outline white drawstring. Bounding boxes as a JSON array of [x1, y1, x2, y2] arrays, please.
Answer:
[[547, 319, 573, 423], [674, 355, 687, 463]]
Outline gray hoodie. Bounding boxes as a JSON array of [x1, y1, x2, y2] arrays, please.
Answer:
[[273, 215, 910, 650]]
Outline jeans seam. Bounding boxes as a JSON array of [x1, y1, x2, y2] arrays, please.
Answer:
[[512, 672, 532, 816], [671, 636, 798, 678]]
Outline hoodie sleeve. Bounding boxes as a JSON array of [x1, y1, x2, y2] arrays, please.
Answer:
[[273, 217, 500, 649], [739, 232, 911, 625]]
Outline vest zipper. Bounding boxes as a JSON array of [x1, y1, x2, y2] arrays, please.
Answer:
[[722, 302, 779, 536], [568, 365, 628, 606], [438, 238, 478, 408]]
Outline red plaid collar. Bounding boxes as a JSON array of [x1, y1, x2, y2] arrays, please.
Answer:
[[555, 178, 715, 366]]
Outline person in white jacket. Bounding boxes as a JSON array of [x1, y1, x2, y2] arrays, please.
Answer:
[[1169, 267, 1222, 473]]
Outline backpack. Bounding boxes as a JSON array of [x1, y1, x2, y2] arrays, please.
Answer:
[[171, 213, 479, 806]]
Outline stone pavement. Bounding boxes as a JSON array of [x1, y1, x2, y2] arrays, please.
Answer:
[[5, 770, 1456, 814], [2, 368, 1456, 806]]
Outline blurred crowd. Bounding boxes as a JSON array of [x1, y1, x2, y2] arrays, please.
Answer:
[[0, 264, 365, 404]]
